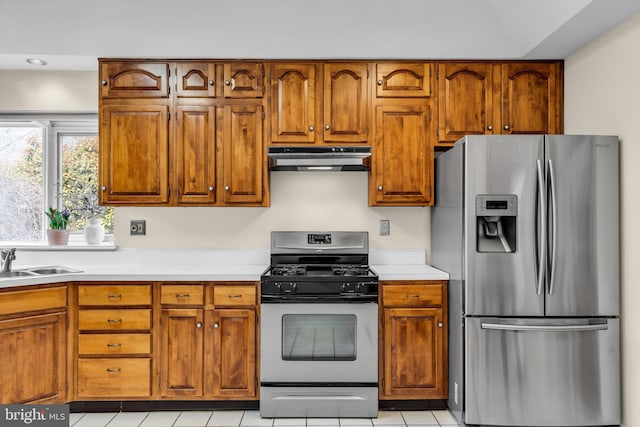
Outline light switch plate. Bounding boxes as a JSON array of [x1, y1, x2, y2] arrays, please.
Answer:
[[380, 219, 390, 236]]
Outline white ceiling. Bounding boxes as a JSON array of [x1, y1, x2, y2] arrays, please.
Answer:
[[0, 0, 639, 71]]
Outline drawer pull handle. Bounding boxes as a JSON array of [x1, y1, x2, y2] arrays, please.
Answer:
[[406, 294, 421, 298], [107, 319, 122, 323], [228, 294, 242, 299], [107, 343, 122, 348], [107, 294, 122, 299], [106, 368, 121, 373], [175, 294, 190, 298]]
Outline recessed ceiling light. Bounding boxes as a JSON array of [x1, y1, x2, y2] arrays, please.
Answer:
[[26, 58, 47, 66]]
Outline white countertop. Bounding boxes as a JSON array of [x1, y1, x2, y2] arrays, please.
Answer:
[[0, 248, 449, 289]]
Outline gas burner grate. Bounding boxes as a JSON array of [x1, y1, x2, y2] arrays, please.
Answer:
[[331, 265, 371, 276], [271, 264, 307, 276]]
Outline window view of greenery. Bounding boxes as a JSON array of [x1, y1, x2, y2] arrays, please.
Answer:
[[0, 121, 112, 243], [0, 125, 44, 241], [61, 135, 114, 234]]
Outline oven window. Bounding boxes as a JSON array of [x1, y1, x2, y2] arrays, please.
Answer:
[[282, 314, 356, 361]]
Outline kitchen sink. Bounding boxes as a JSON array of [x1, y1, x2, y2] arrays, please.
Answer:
[[0, 266, 82, 279], [0, 270, 38, 278], [26, 266, 81, 275]]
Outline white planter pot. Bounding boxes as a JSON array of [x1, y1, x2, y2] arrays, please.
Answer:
[[84, 218, 105, 245]]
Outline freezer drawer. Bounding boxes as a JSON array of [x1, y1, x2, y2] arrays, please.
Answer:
[[465, 317, 619, 427]]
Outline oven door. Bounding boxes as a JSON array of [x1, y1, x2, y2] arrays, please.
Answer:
[[260, 302, 378, 384]]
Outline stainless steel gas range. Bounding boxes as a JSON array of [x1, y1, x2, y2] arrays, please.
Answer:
[[259, 231, 379, 418]]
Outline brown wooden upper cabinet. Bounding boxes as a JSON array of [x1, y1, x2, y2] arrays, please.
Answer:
[[270, 63, 319, 144], [176, 63, 217, 98], [100, 62, 169, 98], [99, 104, 170, 205], [224, 63, 265, 98], [324, 63, 369, 143], [220, 105, 264, 204], [371, 103, 432, 206], [269, 63, 369, 145], [175, 105, 217, 204], [376, 63, 432, 98], [437, 61, 562, 146]]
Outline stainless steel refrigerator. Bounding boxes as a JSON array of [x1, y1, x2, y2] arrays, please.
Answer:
[[431, 135, 620, 427]]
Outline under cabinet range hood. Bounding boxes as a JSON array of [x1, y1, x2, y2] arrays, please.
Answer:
[[267, 146, 371, 171]]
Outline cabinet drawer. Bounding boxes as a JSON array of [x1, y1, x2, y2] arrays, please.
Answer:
[[78, 285, 151, 306], [213, 286, 256, 306], [383, 284, 443, 307], [77, 358, 151, 398], [78, 333, 151, 355], [78, 309, 151, 331], [161, 284, 204, 306], [0, 286, 66, 316]]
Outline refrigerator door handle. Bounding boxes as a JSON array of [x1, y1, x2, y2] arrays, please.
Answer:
[[536, 159, 546, 296], [481, 322, 608, 332], [548, 158, 558, 295]]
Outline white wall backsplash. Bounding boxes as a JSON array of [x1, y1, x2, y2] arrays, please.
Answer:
[[114, 172, 430, 250], [565, 11, 640, 427]]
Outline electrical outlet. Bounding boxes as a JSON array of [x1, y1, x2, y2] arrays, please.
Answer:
[[130, 220, 146, 236], [380, 219, 390, 236]]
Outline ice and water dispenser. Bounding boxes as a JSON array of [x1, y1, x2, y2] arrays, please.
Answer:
[[476, 195, 517, 253]]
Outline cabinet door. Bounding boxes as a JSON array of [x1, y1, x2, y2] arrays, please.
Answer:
[[100, 104, 169, 204], [160, 309, 204, 397], [208, 309, 256, 398], [382, 307, 446, 399], [221, 105, 264, 204], [270, 63, 318, 144], [372, 103, 432, 206], [0, 313, 66, 403], [224, 63, 264, 98], [100, 62, 169, 98], [176, 106, 217, 204], [376, 63, 431, 98], [437, 63, 497, 144], [176, 63, 217, 98], [324, 63, 369, 143], [501, 62, 559, 134]]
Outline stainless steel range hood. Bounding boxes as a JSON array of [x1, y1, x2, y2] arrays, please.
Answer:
[[268, 146, 371, 171]]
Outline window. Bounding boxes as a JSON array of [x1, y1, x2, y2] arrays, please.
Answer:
[[0, 115, 112, 244]]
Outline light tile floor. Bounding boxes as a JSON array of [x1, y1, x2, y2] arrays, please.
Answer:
[[69, 410, 461, 427]]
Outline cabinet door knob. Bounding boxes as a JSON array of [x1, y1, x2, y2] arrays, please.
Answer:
[[504, 125, 510, 130], [196, 322, 202, 329], [325, 124, 331, 130], [208, 186, 214, 192], [224, 185, 230, 191], [378, 185, 383, 191], [213, 323, 220, 329], [101, 80, 107, 86], [377, 79, 383, 86], [487, 125, 493, 131], [438, 322, 444, 328], [208, 80, 214, 86], [309, 125, 314, 131], [224, 80, 231, 86], [101, 186, 107, 191]]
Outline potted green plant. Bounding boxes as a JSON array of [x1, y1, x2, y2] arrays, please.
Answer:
[[68, 179, 108, 244], [45, 207, 71, 245]]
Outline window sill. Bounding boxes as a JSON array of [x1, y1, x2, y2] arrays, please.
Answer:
[[0, 241, 117, 252]]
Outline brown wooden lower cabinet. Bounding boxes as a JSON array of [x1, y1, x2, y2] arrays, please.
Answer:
[[0, 312, 67, 404], [159, 282, 258, 400], [380, 280, 448, 400]]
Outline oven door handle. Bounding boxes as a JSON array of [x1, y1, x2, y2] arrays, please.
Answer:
[[261, 294, 378, 303]]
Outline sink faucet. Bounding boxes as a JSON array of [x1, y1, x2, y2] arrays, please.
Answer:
[[1, 248, 16, 273]]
